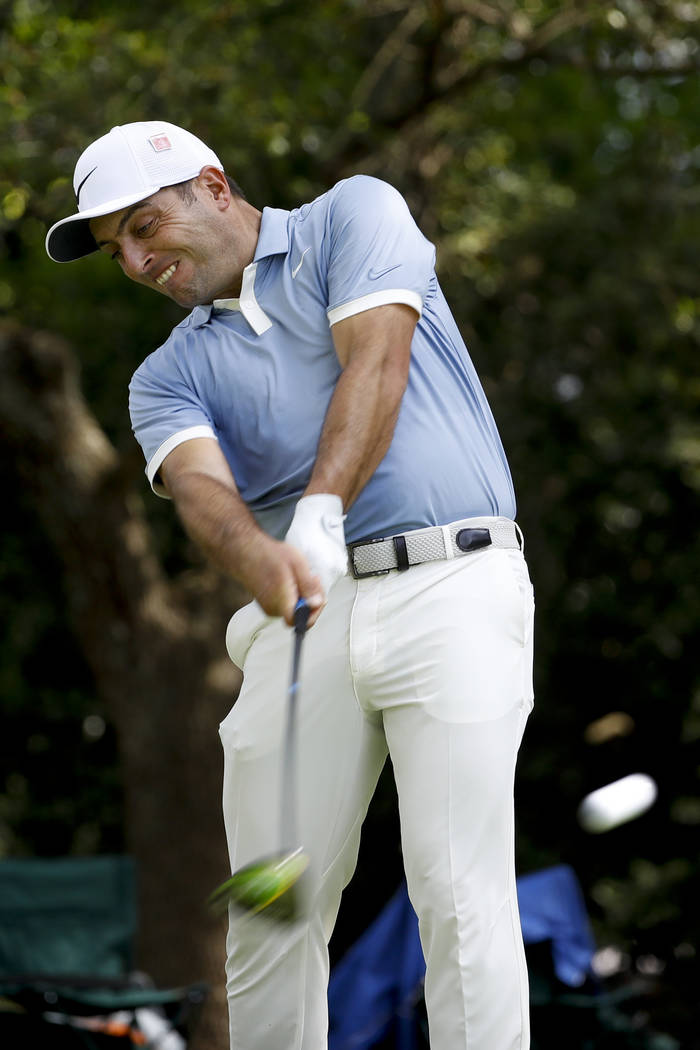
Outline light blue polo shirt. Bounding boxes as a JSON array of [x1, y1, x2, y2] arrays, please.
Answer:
[[129, 175, 516, 542]]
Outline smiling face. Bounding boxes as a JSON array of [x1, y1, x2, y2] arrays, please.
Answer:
[[89, 167, 260, 309]]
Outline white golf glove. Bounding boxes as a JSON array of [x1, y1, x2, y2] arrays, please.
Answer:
[[285, 494, 348, 599]]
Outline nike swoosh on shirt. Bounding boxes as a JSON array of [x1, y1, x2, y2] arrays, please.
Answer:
[[76, 166, 98, 206], [368, 263, 401, 280], [292, 247, 311, 278]]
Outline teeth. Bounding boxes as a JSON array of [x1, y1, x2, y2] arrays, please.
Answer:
[[156, 263, 177, 287]]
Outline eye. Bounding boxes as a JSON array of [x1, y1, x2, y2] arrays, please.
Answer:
[[136, 218, 154, 236]]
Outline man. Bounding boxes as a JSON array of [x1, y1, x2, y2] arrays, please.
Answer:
[[46, 120, 535, 1050]]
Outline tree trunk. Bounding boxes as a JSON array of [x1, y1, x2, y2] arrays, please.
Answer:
[[0, 321, 244, 1050]]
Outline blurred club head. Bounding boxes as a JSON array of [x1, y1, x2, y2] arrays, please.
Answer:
[[207, 848, 310, 922]]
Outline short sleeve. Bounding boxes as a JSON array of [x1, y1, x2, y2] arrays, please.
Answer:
[[129, 350, 217, 498], [325, 176, 436, 326]]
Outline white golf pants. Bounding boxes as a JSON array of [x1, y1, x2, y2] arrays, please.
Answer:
[[219, 537, 535, 1050]]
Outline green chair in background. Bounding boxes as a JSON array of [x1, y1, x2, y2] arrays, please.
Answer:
[[0, 854, 208, 1048]]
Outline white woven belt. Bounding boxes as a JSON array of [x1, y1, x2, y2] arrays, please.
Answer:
[[348, 517, 523, 579]]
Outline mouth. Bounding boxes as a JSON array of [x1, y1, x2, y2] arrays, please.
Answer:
[[155, 262, 178, 288]]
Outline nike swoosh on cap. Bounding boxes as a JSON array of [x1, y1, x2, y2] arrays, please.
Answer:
[[76, 166, 98, 206], [368, 263, 401, 280]]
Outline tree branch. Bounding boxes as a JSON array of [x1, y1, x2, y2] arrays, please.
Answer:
[[350, 4, 428, 110], [322, 0, 698, 178]]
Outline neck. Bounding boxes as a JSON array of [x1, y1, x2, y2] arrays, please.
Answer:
[[222, 198, 262, 297]]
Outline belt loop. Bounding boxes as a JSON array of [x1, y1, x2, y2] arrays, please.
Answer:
[[393, 535, 410, 571], [441, 524, 455, 559], [514, 522, 524, 552]]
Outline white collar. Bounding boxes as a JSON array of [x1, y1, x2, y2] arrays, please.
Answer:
[[212, 262, 272, 336]]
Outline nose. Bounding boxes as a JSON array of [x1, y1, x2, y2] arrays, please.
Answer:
[[121, 241, 154, 280]]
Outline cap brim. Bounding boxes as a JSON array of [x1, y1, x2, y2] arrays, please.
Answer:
[[45, 187, 161, 263]]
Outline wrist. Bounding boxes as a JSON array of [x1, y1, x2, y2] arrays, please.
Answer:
[[235, 529, 282, 595], [298, 493, 344, 516]]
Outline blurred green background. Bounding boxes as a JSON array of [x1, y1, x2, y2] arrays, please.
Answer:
[[1, 1, 699, 1047]]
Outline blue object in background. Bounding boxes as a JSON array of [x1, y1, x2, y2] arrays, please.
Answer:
[[516, 864, 597, 988], [328, 865, 596, 1050], [328, 879, 425, 1050]]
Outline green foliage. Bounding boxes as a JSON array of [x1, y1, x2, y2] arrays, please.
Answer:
[[1, 0, 700, 1037]]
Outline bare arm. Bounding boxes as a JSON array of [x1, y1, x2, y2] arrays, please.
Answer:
[[160, 438, 323, 624], [306, 302, 417, 505]]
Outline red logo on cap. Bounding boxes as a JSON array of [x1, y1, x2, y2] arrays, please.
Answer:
[[149, 134, 172, 152]]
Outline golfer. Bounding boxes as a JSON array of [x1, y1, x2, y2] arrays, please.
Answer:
[[46, 120, 535, 1050]]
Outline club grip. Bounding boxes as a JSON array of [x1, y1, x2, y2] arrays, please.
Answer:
[[293, 598, 310, 634]]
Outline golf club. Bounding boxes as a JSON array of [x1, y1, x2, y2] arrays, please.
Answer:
[[208, 598, 311, 921]]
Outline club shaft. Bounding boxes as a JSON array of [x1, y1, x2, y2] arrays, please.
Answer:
[[279, 601, 308, 851]]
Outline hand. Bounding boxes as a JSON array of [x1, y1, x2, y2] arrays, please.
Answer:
[[284, 494, 348, 601], [238, 531, 324, 627]]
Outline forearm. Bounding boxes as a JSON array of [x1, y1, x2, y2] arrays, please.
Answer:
[[165, 467, 321, 621], [169, 470, 273, 589], [282, 343, 407, 609], [306, 312, 413, 507]]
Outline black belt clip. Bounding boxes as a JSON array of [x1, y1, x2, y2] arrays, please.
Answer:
[[393, 535, 410, 571], [455, 527, 491, 553]]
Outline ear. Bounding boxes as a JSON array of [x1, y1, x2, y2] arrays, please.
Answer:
[[196, 166, 231, 209]]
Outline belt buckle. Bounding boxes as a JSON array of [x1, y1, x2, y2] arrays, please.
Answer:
[[347, 535, 394, 579]]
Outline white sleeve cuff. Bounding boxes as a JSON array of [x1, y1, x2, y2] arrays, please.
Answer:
[[327, 289, 423, 327], [146, 424, 217, 498]]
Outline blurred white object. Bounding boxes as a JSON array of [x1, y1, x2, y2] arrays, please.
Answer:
[[135, 1007, 186, 1049], [591, 945, 628, 977], [577, 773, 657, 833]]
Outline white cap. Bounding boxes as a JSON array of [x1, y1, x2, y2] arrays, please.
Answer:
[[46, 121, 224, 262]]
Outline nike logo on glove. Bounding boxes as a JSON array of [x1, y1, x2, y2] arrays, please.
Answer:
[[321, 512, 346, 538], [368, 263, 401, 280]]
